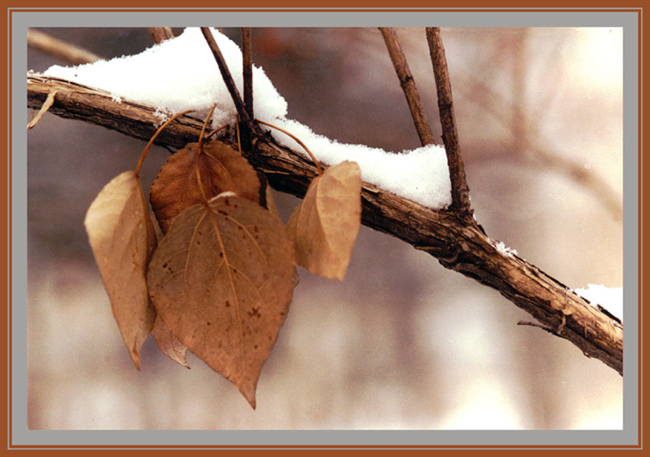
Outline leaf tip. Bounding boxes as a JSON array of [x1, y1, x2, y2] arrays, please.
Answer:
[[130, 350, 142, 371]]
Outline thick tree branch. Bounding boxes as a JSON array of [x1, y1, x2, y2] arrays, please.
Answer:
[[26, 74, 623, 375], [378, 27, 436, 147], [426, 27, 473, 218]]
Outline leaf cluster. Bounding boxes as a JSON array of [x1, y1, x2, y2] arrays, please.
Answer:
[[84, 115, 362, 408]]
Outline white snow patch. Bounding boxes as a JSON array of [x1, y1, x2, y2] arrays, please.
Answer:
[[492, 240, 518, 257], [43, 27, 288, 128], [575, 284, 623, 322], [41, 27, 452, 209]]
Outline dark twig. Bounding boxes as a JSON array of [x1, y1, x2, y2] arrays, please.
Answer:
[[378, 27, 436, 147], [241, 28, 254, 151], [242, 28, 254, 121], [426, 27, 472, 218], [147, 27, 175, 44], [200, 27, 250, 126]]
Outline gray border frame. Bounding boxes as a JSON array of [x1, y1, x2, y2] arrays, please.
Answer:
[[11, 9, 640, 449]]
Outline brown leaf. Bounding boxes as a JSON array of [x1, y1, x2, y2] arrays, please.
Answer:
[[152, 316, 189, 369], [84, 171, 157, 369], [147, 194, 295, 409], [150, 141, 261, 233], [286, 161, 362, 281]]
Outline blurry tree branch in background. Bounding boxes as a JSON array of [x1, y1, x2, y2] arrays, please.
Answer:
[[461, 76, 623, 220], [26, 29, 623, 375], [27, 29, 102, 65], [146, 27, 175, 44]]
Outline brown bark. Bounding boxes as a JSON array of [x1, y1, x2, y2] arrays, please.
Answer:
[[27, 73, 623, 375]]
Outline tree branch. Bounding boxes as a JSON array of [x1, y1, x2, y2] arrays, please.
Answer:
[[200, 27, 249, 125], [147, 27, 175, 44], [378, 27, 436, 147], [426, 27, 473, 218], [242, 27, 254, 121], [27, 29, 102, 65], [26, 73, 623, 375]]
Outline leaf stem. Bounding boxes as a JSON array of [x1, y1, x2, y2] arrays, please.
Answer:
[[255, 119, 323, 176], [195, 104, 218, 205], [205, 123, 230, 141], [134, 109, 192, 177]]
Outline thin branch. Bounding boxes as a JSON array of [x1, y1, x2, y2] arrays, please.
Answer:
[[378, 27, 436, 147], [200, 27, 250, 125], [242, 28, 254, 121], [26, 74, 623, 375], [241, 28, 254, 152], [426, 27, 473, 218], [147, 27, 175, 44], [27, 29, 102, 65]]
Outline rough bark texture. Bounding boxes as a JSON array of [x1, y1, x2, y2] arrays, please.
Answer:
[[26, 74, 623, 374]]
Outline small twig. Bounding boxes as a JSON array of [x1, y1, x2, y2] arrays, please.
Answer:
[[241, 28, 254, 151], [200, 27, 250, 125], [378, 27, 435, 147], [242, 28, 254, 121], [147, 27, 175, 44], [517, 320, 558, 335], [27, 29, 102, 65], [426, 27, 472, 218]]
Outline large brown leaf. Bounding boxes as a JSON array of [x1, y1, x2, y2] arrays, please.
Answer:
[[147, 194, 295, 408], [150, 141, 260, 233], [286, 161, 362, 281], [84, 170, 157, 369]]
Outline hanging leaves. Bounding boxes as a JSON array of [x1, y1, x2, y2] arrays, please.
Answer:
[[84, 170, 157, 370], [81, 100, 366, 409], [147, 194, 295, 409], [150, 141, 261, 233], [286, 161, 362, 281]]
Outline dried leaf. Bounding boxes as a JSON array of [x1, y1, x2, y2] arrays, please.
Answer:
[[152, 316, 189, 369], [150, 141, 261, 233], [286, 161, 362, 281], [84, 171, 157, 369], [147, 194, 295, 409], [27, 89, 57, 129]]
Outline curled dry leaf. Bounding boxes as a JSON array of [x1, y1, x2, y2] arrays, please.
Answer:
[[286, 161, 362, 281], [150, 141, 260, 233], [147, 194, 295, 409], [152, 316, 189, 369], [84, 171, 157, 370]]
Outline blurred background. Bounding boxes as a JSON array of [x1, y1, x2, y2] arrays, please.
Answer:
[[26, 27, 623, 430]]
